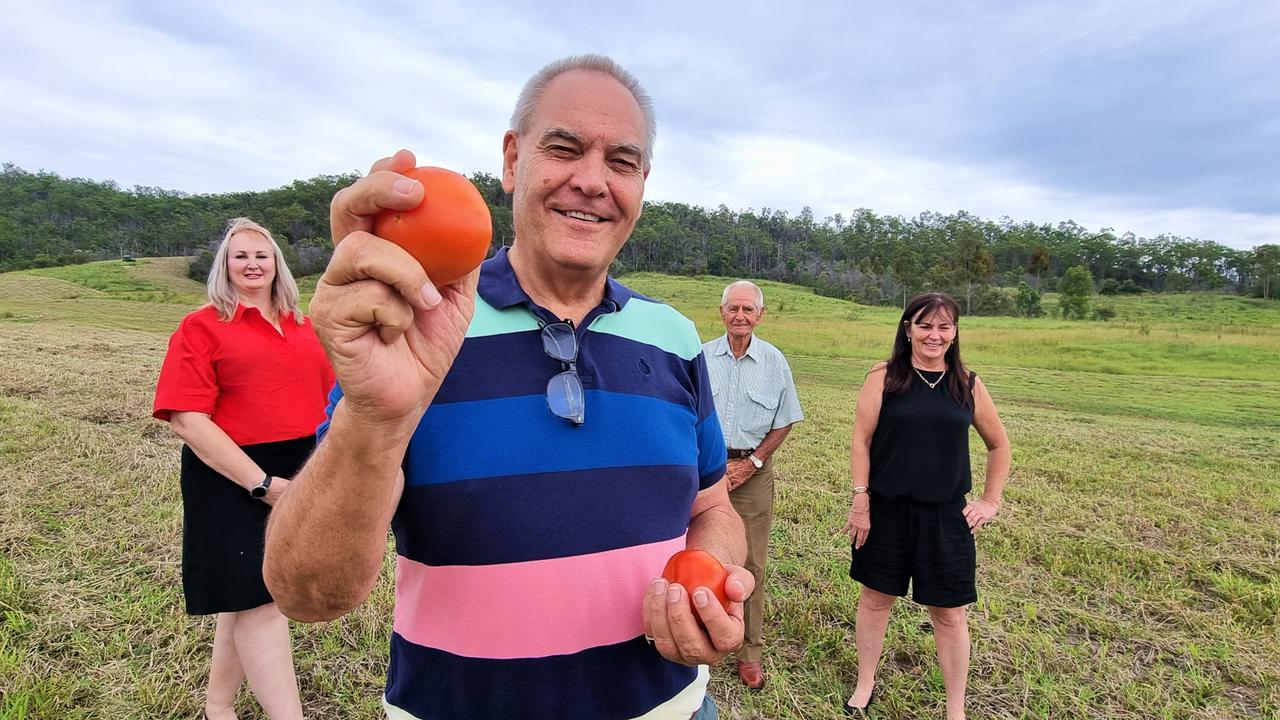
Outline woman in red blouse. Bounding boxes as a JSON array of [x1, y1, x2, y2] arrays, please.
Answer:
[[154, 218, 334, 720]]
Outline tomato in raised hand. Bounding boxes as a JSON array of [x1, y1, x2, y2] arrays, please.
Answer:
[[372, 166, 492, 286], [661, 549, 731, 622]]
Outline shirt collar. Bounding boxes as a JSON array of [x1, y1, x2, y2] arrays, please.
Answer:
[[232, 304, 291, 325], [477, 245, 635, 314], [712, 333, 759, 359]]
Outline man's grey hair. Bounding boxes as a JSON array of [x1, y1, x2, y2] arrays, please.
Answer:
[[721, 280, 765, 309], [510, 54, 657, 168]]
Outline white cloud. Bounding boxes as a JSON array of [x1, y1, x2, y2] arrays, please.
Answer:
[[650, 131, 1278, 248], [1, 0, 1276, 250]]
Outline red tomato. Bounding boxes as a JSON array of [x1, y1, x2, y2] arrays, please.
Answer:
[[372, 166, 492, 286], [661, 549, 731, 620]]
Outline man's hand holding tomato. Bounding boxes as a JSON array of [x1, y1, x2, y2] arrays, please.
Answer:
[[643, 552, 755, 667], [311, 149, 480, 430], [268, 149, 485, 623]]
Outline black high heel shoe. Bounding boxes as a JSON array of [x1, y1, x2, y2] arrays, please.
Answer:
[[842, 687, 875, 715]]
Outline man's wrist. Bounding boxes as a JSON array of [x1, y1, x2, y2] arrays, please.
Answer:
[[979, 495, 1002, 510], [332, 399, 420, 452]]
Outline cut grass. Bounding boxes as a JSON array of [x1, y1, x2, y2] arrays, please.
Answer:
[[2, 263, 1277, 719]]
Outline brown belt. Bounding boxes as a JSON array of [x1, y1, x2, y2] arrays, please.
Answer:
[[727, 448, 755, 459]]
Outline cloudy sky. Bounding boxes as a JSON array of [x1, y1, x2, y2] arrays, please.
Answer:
[[2, 0, 1276, 249]]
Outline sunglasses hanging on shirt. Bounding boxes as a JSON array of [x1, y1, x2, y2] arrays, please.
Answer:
[[541, 321, 584, 425]]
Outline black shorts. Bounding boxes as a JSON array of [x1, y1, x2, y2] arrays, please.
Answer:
[[849, 495, 976, 608]]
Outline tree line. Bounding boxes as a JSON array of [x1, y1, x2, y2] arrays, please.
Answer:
[[3, 163, 1277, 311]]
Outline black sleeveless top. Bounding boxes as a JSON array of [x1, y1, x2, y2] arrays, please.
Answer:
[[868, 369, 974, 504]]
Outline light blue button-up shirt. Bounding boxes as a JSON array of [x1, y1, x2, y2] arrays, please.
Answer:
[[701, 334, 804, 451]]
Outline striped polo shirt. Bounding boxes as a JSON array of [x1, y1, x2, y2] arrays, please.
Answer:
[[319, 247, 727, 720]]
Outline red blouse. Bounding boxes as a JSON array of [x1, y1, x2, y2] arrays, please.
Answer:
[[153, 304, 336, 446]]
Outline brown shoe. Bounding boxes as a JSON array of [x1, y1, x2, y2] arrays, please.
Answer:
[[737, 660, 765, 690]]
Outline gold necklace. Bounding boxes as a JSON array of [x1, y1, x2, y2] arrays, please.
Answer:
[[914, 367, 945, 389]]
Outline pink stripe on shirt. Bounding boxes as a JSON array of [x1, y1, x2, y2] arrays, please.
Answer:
[[393, 535, 687, 659]]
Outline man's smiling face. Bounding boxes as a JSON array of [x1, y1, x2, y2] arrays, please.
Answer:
[[721, 286, 764, 341], [502, 69, 649, 274]]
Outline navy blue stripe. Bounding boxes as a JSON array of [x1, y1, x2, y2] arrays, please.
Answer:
[[690, 351, 718, 424], [691, 350, 727, 485], [392, 465, 698, 566], [435, 329, 704, 408], [385, 632, 695, 720], [405, 391, 699, 484]]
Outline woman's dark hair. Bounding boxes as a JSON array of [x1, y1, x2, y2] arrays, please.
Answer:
[[883, 292, 973, 410]]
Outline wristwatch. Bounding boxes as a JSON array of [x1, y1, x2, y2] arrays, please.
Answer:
[[748, 453, 764, 469], [250, 474, 272, 499]]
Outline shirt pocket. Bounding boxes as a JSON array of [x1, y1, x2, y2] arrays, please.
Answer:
[[744, 386, 781, 437]]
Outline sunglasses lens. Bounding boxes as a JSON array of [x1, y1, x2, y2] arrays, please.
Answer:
[[541, 323, 577, 363], [546, 370, 584, 425]]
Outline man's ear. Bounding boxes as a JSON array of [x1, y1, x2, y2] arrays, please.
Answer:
[[501, 131, 519, 194]]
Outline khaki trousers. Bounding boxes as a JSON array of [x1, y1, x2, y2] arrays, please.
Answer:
[[728, 456, 774, 663]]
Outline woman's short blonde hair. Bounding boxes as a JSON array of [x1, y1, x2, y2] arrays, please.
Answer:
[[206, 218, 303, 324]]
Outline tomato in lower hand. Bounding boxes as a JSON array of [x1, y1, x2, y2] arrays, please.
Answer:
[[661, 549, 731, 623], [372, 166, 492, 286]]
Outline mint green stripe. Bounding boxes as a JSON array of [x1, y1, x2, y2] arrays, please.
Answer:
[[590, 299, 701, 360], [466, 297, 540, 338]]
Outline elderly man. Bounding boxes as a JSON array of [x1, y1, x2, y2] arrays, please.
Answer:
[[262, 55, 750, 720], [701, 280, 802, 690]]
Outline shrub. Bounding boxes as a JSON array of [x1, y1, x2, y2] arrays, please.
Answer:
[[187, 250, 214, 282], [1165, 272, 1192, 292], [294, 244, 333, 276], [1014, 282, 1044, 317], [1059, 266, 1093, 320], [970, 285, 1015, 316]]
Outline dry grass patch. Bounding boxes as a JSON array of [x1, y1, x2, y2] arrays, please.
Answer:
[[0, 319, 397, 719]]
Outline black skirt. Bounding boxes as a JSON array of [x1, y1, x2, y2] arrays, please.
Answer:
[[180, 436, 315, 615]]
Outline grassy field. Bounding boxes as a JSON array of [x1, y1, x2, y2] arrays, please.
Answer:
[[2, 259, 1277, 719]]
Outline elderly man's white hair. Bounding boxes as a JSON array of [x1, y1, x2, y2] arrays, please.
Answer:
[[721, 280, 765, 309], [509, 54, 657, 169]]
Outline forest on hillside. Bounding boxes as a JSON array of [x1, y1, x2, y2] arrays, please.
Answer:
[[3, 163, 1277, 312]]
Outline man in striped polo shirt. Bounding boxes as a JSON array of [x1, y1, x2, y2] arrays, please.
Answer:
[[265, 55, 753, 720], [702, 281, 804, 690]]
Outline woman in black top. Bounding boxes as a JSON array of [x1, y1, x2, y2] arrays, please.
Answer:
[[841, 293, 1010, 718]]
